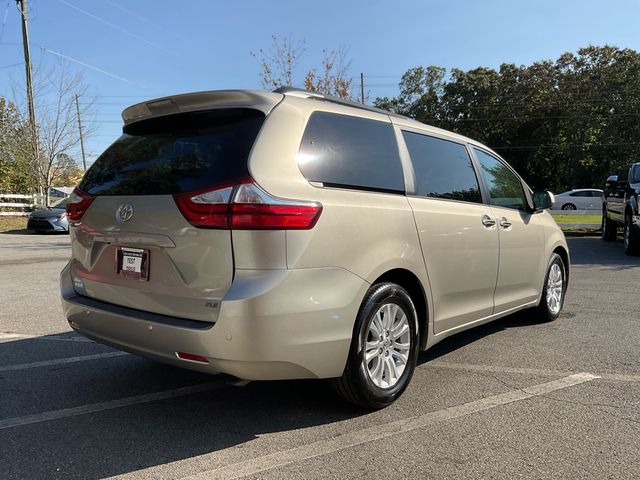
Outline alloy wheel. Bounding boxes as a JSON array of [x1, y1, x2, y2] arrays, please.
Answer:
[[364, 303, 411, 389], [546, 263, 563, 315]]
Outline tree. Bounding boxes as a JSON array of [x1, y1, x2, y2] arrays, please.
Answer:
[[12, 61, 94, 204], [374, 45, 640, 192], [0, 96, 35, 193], [251, 36, 305, 91], [304, 48, 353, 99], [252, 36, 354, 100]]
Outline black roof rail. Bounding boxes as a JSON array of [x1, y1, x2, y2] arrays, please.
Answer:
[[273, 86, 407, 120]]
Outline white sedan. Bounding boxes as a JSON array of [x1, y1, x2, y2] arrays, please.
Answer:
[[552, 189, 603, 210]]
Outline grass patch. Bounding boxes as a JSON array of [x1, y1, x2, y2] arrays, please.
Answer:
[[553, 214, 601, 224], [0, 216, 28, 232]]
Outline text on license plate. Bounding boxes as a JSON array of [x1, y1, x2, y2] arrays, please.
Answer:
[[116, 247, 150, 280]]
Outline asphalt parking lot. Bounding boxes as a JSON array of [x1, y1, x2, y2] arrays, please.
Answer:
[[1, 232, 639, 480]]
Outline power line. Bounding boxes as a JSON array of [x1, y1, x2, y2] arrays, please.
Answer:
[[39, 46, 140, 85], [0, 61, 23, 69], [492, 142, 640, 150], [57, 0, 162, 49], [104, 0, 176, 38], [0, 1, 10, 44]]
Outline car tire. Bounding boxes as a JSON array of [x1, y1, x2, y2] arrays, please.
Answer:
[[332, 282, 419, 409], [602, 210, 617, 241], [561, 203, 576, 210], [533, 253, 566, 322], [623, 213, 640, 256]]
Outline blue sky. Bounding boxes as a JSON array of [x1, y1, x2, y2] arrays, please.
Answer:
[[2, 0, 640, 166]]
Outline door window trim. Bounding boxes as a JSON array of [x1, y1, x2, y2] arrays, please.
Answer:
[[469, 145, 535, 212], [395, 127, 488, 205], [297, 109, 407, 196]]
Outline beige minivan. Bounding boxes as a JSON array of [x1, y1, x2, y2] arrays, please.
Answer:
[[61, 88, 569, 408]]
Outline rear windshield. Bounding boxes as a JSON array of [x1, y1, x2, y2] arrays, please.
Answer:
[[79, 108, 264, 196]]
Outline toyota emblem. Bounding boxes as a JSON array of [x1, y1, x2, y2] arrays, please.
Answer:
[[116, 204, 134, 222]]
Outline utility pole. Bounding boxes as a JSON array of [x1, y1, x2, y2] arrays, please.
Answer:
[[360, 72, 365, 104], [16, 0, 41, 197], [74, 94, 87, 171]]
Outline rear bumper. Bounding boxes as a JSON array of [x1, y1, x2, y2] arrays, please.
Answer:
[[61, 262, 368, 380]]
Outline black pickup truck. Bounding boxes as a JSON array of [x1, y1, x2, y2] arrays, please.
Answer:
[[602, 162, 640, 255]]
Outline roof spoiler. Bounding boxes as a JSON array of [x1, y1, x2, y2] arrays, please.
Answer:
[[122, 90, 283, 126]]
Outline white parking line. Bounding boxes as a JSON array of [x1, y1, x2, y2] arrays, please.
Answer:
[[430, 361, 640, 383], [0, 352, 128, 372], [0, 332, 94, 343], [0, 382, 223, 430], [105, 373, 598, 480]]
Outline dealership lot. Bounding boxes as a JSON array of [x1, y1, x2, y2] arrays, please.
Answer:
[[0, 233, 639, 479]]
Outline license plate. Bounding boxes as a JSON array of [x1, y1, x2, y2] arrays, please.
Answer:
[[116, 247, 150, 281]]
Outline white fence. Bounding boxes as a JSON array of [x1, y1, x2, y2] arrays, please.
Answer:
[[0, 193, 48, 216]]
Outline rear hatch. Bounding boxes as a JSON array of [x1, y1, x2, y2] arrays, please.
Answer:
[[68, 107, 266, 322]]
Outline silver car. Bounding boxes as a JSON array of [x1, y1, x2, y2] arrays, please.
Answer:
[[553, 189, 603, 210], [27, 197, 70, 233], [61, 88, 569, 408]]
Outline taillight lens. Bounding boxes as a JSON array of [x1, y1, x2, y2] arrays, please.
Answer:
[[174, 183, 235, 228], [66, 187, 95, 222], [174, 180, 322, 230]]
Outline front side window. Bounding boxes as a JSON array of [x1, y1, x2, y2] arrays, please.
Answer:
[[297, 112, 404, 193], [618, 165, 630, 182], [402, 131, 482, 203], [631, 165, 640, 183], [474, 148, 528, 211]]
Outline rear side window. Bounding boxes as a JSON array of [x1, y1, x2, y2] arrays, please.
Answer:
[[297, 112, 404, 193], [402, 131, 482, 203], [80, 109, 264, 196]]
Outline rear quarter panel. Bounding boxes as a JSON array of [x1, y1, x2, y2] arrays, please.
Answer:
[[247, 97, 433, 322]]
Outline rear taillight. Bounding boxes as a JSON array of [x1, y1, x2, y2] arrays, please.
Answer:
[[173, 179, 322, 230], [66, 187, 95, 222]]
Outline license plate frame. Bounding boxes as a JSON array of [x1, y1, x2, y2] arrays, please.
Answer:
[[116, 247, 150, 281]]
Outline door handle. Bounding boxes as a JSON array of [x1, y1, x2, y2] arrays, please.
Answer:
[[500, 217, 512, 228], [482, 215, 496, 228]]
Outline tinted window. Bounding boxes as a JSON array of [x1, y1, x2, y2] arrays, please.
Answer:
[[618, 165, 630, 182], [402, 132, 481, 203], [80, 109, 264, 196], [474, 148, 528, 211], [51, 197, 69, 208], [297, 112, 404, 192], [570, 191, 590, 197]]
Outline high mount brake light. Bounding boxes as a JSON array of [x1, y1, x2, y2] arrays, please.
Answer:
[[66, 188, 95, 222], [173, 180, 322, 230]]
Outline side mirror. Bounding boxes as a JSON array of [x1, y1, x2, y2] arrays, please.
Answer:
[[606, 175, 618, 188], [533, 191, 554, 210]]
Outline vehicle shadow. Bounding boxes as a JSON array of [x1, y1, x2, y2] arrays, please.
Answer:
[[417, 310, 544, 366], [0, 333, 361, 480], [566, 237, 640, 269]]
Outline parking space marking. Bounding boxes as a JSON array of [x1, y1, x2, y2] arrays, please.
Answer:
[[0, 352, 128, 372], [0, 332, 94, 343], [0, 382, 223, 430], [0, 332, 34, 342], [430, 361, 640, 383], [103, 373, 595, 480]]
